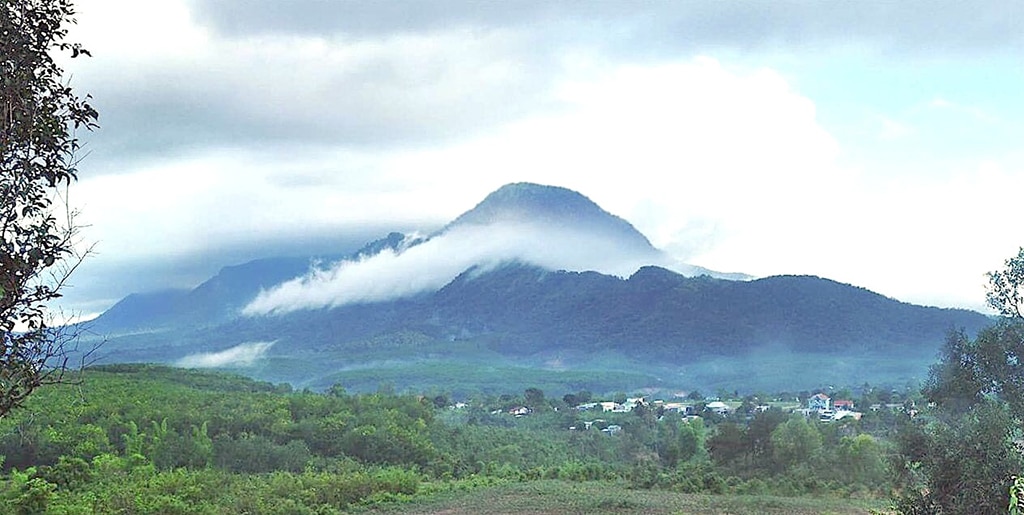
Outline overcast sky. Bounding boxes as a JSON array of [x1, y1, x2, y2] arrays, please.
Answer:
[[54, 0, 1024, 317]]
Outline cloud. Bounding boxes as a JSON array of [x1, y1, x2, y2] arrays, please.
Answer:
[[176, 341, 275, 368], [382, 57, 846, 265], [243, 222, 675, 316], [72, 1, 1024, 172], [57, 0, 1024, 319], [187, 1, 1024, 56], [65, 55, 848, 315], [877, 116, 914, 141], [68, 2, 559, 166]]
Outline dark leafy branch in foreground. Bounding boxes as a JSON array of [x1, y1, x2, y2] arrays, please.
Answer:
[[1, 0, 100, 418]]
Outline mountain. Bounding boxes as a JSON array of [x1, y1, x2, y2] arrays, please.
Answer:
[[424, 264, 987, 357], [444, 182, 656, 254], [90, 289, 191, 333], [85, 182, 992, 393]]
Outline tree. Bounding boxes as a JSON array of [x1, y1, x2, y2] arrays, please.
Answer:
[[987, 246, 1024, 319], [770, 416, 821, 472], [894, 399, 1021, 514], [524, 387, 545, 410], [894, 248, 1024, 513], [1, 0, 98, 417], [707, 422, 745, 466], [746, 408, 786, 464], [836, 434, 887, 489], [675, 417, 705, 463]]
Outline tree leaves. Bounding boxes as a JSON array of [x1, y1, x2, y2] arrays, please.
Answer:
[[1, 0, 97, 417], [896, 247, 1024, 513], [987, 247, 1024, 319]]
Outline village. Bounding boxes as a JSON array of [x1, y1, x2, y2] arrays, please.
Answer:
[[481, 389, 921, 433]]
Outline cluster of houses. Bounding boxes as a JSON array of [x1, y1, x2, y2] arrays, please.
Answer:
[[575, 397, 651, 414], [482, 392, 889, 432], [801, 392, 863, 422], [573, 395, 860, 423], [565, 392, 869, 430], [566, 420, 623, 434]]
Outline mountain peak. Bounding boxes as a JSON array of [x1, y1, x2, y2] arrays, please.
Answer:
[[445, 182, 655, 252], [450, 182, 611, 225]]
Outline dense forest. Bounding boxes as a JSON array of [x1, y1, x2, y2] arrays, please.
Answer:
[[0, 364, 905, 513]]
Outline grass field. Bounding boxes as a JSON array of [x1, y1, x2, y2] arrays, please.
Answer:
[[362, 480, 890, 515]]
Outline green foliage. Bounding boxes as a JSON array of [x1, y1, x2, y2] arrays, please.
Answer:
[[27, 466, 421, 514], [747, 408, 786, 465], [894, 399, 1022, 514], [986, 246, 1024, 319], [1010, 475, 1024, 515], [656, 416, 706, 467], [4, 468, 56, 515], [771, 416, 822, 472], [897, 323, 1024, 511], [894, 250, 1024, 513], [836, 434, 888, 489], [923, 321, 1024, 423], [524, 387, 545, 410], [0, 364, 903, 512], [37, 456, 92, 490], [213, 434, 311, 473], [708, 422, 746, 466]]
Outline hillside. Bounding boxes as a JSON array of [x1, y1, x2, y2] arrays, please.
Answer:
[[0, 364, 892, 513]]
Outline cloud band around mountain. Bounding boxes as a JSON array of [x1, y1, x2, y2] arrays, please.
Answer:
[[242, 222, 673, 316]]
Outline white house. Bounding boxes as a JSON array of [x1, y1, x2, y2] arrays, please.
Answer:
[[599, 401, 628, 413], [602, 424, 623, 435], [705, 401, 730, 415], [807, 393, 831, 412]]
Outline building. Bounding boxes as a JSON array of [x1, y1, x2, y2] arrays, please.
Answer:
[[705, 401, 730, 415], [807, 393, 831, 412], [833, 399, 854, 411]]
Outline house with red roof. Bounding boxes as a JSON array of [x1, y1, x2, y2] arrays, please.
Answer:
[[834, 399, 855, 411]]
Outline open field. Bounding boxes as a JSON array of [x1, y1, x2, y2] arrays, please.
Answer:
[[363, 480, 890, 515]]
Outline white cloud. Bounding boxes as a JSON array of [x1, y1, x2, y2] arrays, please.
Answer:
[[176, 341, 275, 368], [376, 57, 849, 269], [73, 150, 423, 265], [877, 116, 914, 141], [76, 56, 838, 271], [243, 222, 676, 316], [53, 1, 1024, 318], [68, 53, 865, 315]]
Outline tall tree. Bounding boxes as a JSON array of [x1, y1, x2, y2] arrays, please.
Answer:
[[987, 247, 1024, 319], [1, 0, 98, 417], [895, 248, 1024, 513]]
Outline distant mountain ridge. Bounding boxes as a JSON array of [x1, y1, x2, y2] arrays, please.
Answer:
[[424, 264, 985, 356], [90, 256, 322, 333], [84, 182, 992, 392]]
